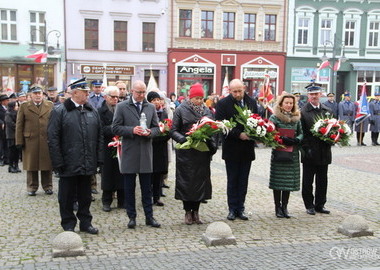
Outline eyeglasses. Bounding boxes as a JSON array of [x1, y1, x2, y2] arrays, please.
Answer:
[[109, 95, 119, 99], [134, 90, 146, 95]]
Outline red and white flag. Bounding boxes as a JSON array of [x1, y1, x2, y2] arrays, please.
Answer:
[[221, 72, 229, 97], [333, 59, 341, 71], [25, 49, 47, 63], [318, 60, 330, 70], [258, 73, 273, 103]]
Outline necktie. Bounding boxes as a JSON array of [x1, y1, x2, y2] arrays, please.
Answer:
[[78, 105, 83, 111], [136, 102, 141, 113], [239, 100, 244, 108], [96, 95, 100, 102]]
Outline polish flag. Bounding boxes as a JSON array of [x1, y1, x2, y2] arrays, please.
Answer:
[[221, 72, 229, 97], [25, 49, 47, 63], [333, 59, 341, 71], [258, 73, 273, 103], [318, 60, 331, 70]]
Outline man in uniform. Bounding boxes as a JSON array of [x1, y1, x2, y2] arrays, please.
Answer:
[[46, 87, 59, 104], [47, 78, 103, 234], [88, 79, 104, 109], [15, 85, 54, 196], [0, 94, 10, 166], [300, 82, 332, 215], [323, 93, 339, 118], [339, 91, 356, 132], [369, 92, 380, 146]]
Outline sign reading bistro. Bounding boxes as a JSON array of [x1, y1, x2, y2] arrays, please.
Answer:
[[81, 65, 135, 76]]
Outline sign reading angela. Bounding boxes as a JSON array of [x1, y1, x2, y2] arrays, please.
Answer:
[[177, 66, 214, 75]]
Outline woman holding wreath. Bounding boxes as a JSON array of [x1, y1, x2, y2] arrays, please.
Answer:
[[269, 92, 303, 218]]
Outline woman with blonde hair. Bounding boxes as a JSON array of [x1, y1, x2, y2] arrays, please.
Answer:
[[269, 92, 303, 218]]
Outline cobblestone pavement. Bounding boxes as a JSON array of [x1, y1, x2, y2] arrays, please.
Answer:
[[0, 136, 379, 269]]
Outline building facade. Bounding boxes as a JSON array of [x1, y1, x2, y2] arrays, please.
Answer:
[[168, 0, 288, 97], [0, 0, 65, 93], [287, 0, 380, 100], [65, 0, 168, 91]]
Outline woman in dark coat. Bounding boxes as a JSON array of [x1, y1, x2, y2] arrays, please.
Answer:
[[98, 86, 124, 211], [269, 93, 303, 218], [5, 101, 20, 173], [147, 91, 169, 206], [170, 83, 217, 225]]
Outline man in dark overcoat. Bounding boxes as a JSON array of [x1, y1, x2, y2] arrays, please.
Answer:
[[98, 86, 124, 212], [15, 85, 54, 196], [300, 82, 332, 215], [47, 78, 103, 234], [0, 94, 10, 166], [215, 79, 258, 221], [369, 93, 380, 145], [112, 80, 161, 229]]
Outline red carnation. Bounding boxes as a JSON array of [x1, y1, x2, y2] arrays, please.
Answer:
[[338, 128, 344, 134], [319, 127, 327, 134], [330, 134, 337, 140], [266, 125, 274, 132]]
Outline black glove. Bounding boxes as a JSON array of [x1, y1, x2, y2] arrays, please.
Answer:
[[370, 120, 375, 125], [206, 140, 217, 156], [281, 136, 300, 146], [16, 144, 23, 151], [178, 137, 187, 144]]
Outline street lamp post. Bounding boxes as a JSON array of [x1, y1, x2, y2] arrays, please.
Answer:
[[29, 20, 61, 89], [320, 33, 348, 95]]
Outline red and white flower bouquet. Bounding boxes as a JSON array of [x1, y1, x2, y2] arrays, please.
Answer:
[[176, 116, 235, 151], [311, 117, 351, 146], [108, 136, 122, 169], [158, 118, 172, 136]]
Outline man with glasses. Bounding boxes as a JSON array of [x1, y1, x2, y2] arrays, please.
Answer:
[[112, 80, 161, 229]]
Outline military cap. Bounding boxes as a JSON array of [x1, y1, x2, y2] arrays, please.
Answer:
[[17, 92, 26, 97], [343, 91, 351, 97], [305, 80, 322, 93], [30, 85, 43, 93], [68, 77, 90, 90], [327, 93, 335, 97], [47, 87, 58, 91], [91, 79, 103, 86], [292, 92, 301, 96]]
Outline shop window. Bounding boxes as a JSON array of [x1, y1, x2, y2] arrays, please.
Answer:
[[142, 22, 155, 52], [114, 21, 128, 51], [201, 11, 213, 38], [223, 12, 235, 39], [264, 14, 276, 41], [0, 9, 17, 41], [179, 9, 192, 37], [244, 13, 256, 40], [85, 19, 99, 50]]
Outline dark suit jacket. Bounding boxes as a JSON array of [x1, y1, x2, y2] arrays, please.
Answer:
[[215, 94, 258, 161]]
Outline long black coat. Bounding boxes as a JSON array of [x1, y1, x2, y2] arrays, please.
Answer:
[[170, 101, 216, 201], [47, 98, 103, 177], [300, 103, 332, 165], [215, 94, 258, 161], [5, 109, 17, 141], [98, 101, 123, 191], [152, 109, 169, 174]]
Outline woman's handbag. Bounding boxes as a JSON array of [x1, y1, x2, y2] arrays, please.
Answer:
[[271, 150, 293, 163]]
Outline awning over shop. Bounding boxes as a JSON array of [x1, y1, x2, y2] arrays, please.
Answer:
[[351, 62, 380, 71]]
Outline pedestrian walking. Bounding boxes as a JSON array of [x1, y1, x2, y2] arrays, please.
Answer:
[[215, 79, 258, 221], [15, 85, 54, 196], [47, 78, 103, 234], [269, 92, 303, 218], [112, 80, 161, 229]]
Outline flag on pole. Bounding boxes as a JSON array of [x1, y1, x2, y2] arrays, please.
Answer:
[[258, 72, 273, 103], [333, 59, 341, 71], [147, 68, 158, 92], [318, 60, 331, 70], [221, 70, 229, 97], [355, 83, 371, 125], [25, 49, 47, 63], [102, 63, 108, 88]]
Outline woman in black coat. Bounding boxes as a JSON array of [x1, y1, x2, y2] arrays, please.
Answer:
[[5, 101, 20, 173], [147, 91, 170, 206], [170, 83, 217, 225], [98, 87, 124, 211]]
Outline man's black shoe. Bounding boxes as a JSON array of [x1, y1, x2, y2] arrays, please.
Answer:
[[64, 228, 74, 232], [28, 191, 36, 196], [102, 204, 111, 212], [146, 217, 161, 228], [315, 207, 330, 214], [80, 225, 99, 234], [128, 218, 136, 229], [306, 208, 316, 215], [227, 211, 236, 220], [237, 212, 249, 220], [45, 189, 53, 195]]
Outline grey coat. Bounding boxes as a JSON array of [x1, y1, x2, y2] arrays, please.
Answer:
[[369, 100, 380, 132], [112, 98, 160, 174]]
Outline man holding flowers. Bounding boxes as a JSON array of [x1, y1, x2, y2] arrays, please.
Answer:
[[300, 81, 333, 215], [215, 79, 258, 221]]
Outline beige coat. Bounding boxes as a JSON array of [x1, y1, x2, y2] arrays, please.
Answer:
[[16, 100, 53, 171]]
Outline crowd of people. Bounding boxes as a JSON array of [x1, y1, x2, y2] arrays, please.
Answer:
[[0, 77, 380, 235]]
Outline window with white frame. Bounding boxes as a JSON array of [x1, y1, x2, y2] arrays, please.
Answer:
[[244, 13, 256, 40], [320, 19, 333, 45], [297, 17, 309, 45], [344, 20, 356, 47], [0, 9, 17, 41], [264, 14, 276, 41], [179, 9, 192, 37], [368, 21, 380, 47], [30, 11, 45, 43], [223, 12, 235, 39]]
